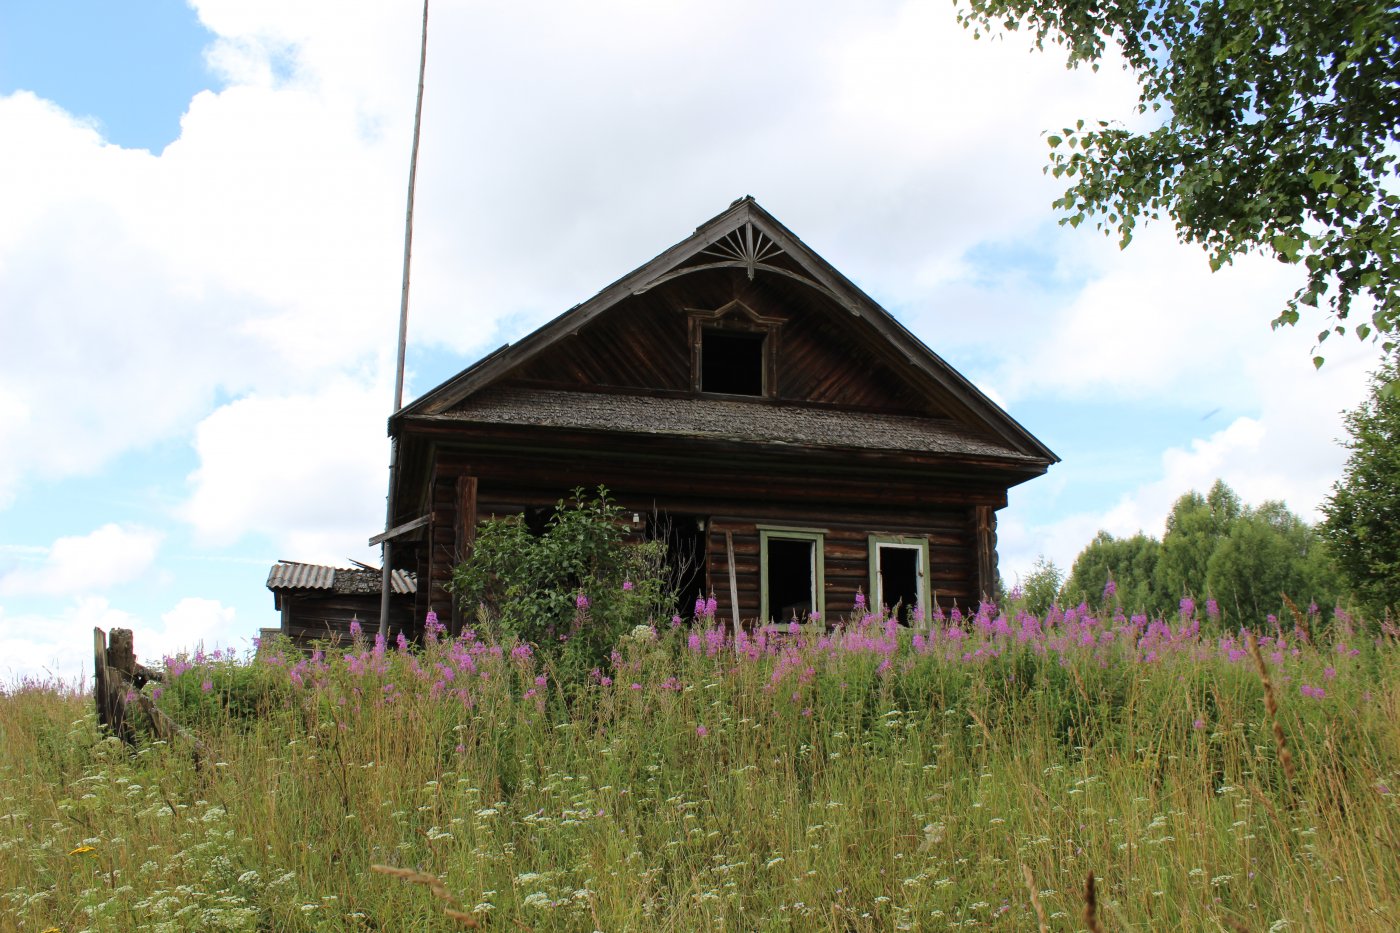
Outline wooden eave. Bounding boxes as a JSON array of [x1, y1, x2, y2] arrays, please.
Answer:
[[391, 197, 1058, 465]]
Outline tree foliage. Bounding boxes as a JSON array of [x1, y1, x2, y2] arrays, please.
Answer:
[[1062, 530, 1161, 611], [1321, 353, 1400, 615], [1018, 554, 1065, 616], [956, 0, 1400, 359], [1060, 479, 1344, 621]]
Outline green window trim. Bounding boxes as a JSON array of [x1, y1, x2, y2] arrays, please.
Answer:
[[867, 534, 931, 627], [758, 527, 826, 624]]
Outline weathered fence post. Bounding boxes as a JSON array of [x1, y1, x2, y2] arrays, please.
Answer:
[[91, 626, 206, 766]]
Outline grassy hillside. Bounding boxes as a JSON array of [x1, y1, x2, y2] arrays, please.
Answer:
[[3, 604, 1398, 931]]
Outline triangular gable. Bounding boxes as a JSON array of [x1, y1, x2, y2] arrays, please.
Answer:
[[397, 197, 1057, 464]]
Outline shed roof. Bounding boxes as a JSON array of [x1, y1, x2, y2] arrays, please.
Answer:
[[266, 561, 417, 595]]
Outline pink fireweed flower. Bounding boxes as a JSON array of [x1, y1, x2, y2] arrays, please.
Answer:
[[1102, 577, 1117, 599], [854, 589, 867, 611], [201, 678, 213, 693], [1206, 598, 1220, 621], [349, 619, 362, 638], [622, 579, 634, 591], [1300, 684, 1326, 699], [511, 643, 533, 660], [576, 591, 590, 610], [1193, 718, 1206, 731], [1324, 666, 1337, 680], [705, 595, 718, 616], [1179, 596, 1195, 618], [534, 674, 547, 688], [696, 724, 707, 737], [396, 632, 409, 652]]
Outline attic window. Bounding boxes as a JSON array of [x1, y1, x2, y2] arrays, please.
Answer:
[[701, 329, 766, 396]]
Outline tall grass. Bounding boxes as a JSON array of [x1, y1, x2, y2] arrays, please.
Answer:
[[2, 603, 1397, 931]]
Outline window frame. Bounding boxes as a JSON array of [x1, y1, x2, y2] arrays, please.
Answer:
[[758, 525, 826, 625], [867, 533, 931, 628], [687, 300, 782, 399]]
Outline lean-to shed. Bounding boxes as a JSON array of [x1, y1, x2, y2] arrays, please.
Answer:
[[378, 197, 1057, 634]]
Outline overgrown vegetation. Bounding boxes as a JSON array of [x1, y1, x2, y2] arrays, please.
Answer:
[[3, 600, 1398, 931], [449, 488, 672, 680]]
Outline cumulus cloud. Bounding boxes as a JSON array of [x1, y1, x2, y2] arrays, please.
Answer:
[[180, 378, 388, 562], [0, 595, 245, 683], [0, 598, 139, 685], [0, 524, 163, 597]]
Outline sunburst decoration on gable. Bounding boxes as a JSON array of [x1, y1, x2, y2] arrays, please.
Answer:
[[635, 221, 854, 311], [701, 223, 785, 280]]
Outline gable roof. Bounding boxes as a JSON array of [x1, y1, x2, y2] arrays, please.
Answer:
[[396, 197, 1057, 464]]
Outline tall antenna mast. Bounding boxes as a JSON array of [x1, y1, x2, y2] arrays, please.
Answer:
[[380, 0, 431, 637]]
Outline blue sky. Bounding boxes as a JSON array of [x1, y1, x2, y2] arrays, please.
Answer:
[[0, 0, 1383, 682]]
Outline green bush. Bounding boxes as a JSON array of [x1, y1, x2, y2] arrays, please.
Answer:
[[450, 487, 673, 680]]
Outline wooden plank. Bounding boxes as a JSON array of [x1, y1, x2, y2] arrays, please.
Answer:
[[726, 531, 740, 629], [368, 512, 433, 546]]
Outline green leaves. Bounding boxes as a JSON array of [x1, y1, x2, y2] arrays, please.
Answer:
[[955, 0, 1400, 363]]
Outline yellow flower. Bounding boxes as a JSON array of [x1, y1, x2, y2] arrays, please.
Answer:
[[68, 844, 96, 856], [40, 928, 62, 933]]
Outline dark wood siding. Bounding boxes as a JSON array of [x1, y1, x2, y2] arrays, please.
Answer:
[[495, 269, 942, 416], [279, 594, 415, 646]]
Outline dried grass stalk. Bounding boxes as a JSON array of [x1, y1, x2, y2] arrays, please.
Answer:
[[1246, 631, 1297, 785], [370, 864, 478, 928], [1022, 862, 1049, 933], [1084, 871, 1104, 933]]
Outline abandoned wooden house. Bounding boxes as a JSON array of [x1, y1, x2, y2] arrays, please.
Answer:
[[265, 560, 417, 644], [368, 196, 1057, 636]]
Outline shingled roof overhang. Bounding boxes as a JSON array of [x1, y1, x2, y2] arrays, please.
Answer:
[[410, 386, 1042, 464], [392, 197, 1058, 467]]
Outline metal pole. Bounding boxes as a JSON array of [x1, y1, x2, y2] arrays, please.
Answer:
[[380, 0, 431, 638]]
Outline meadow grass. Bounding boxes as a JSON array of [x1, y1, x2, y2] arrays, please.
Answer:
[[1, 603, 1397, 931]]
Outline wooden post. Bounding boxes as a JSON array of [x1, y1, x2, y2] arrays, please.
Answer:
[[725, 531, 740, 632], [974, 506, 998, 602], [451, 475, 478, 635], [93, 627, 114, 733]]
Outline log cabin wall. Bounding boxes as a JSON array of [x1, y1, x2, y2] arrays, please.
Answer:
[[415, 441, 1006, 626], [277, 594, 416, 644]]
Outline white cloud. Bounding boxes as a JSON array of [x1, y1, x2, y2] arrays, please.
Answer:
[[0, 595, 245, 684], [0, 524, 163, 597], [0, 597, 138, 686], [998, 334, 1382, 583], [180, 378, 388, 563], [151, 597, 241, 661]]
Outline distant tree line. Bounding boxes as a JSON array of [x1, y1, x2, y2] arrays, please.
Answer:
[[1018, 352, 1400, 625], [1054, 480, 1343, 623]]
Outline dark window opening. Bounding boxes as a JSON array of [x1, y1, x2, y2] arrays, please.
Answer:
[[702, 330, 765, 396], [879, 546, 920, 625], [523, 506, 556, 537], [647, 512, 708, 617], [767, 538, 814, 620]]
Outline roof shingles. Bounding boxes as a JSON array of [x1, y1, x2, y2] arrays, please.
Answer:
[[427, 387, 1034, 461]]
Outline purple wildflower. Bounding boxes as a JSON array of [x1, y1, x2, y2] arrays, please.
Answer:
[[576, 591, 590, 610]]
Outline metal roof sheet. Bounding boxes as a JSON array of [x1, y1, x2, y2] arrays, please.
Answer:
[[267, 562, 417, 595]]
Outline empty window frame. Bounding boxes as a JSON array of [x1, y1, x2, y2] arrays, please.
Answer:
[[758, 526, 825, 624], [700, 328, 766, 396], [868, 534, 930, 626]]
